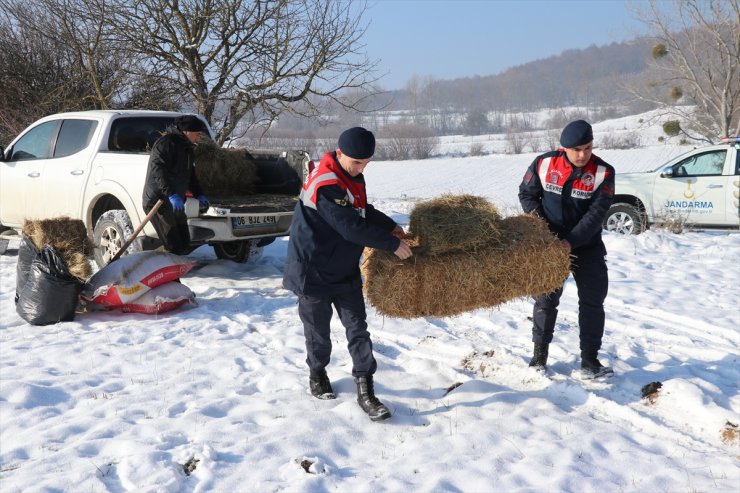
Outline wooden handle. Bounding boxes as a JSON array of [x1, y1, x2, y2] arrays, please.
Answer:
[[110, 199, 164, 263]]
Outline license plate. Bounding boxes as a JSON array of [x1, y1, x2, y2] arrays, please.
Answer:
[[231, 215, 277, 229]]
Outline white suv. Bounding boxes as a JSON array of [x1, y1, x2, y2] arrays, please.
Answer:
[[604, 138, 740, 234]]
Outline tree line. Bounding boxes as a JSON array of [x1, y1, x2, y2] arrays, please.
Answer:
[[254, 1, 739, 146], [1, 0, 737, 148], [0, 0, 379, 146]]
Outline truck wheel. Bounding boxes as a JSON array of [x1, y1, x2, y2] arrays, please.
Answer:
[[93, 210, 140, 267], [603, 203, 646, 235], [213, 239, 262, 263]]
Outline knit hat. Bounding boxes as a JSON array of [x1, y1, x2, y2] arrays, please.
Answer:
[[175, 115, 204, 132], [560, 120, 593, 148], [338, 127, 375, 159]]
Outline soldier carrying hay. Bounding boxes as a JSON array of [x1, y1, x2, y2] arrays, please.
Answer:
[[519, 119, 616, 379], [283, 127, 412, 422]]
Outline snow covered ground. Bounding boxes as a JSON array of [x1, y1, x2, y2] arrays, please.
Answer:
[[1, 114, 738, 492]]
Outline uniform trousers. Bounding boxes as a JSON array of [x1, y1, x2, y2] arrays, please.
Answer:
[[532, 246, 609, 352], [298, 287, 377, 378]]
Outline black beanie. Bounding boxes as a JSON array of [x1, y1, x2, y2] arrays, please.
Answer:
[[175, 115, 204, 132], [560, 120, 593, 148], [338, 127, 375, 159]]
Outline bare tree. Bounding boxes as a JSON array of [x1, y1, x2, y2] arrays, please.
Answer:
[[405, 75, 422, 124], [0, 5, 93, 143], [377, 123, 438, 161], [0, 0, 183, 143], [627, 0, 740, 142], [464, 109, 489, 136], [40, 0, 120, 109], [109, 0, 379, 145], [505, 130, 525, 154]]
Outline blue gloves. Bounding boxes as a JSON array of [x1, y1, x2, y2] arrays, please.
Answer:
[[197, 195, 210, 208], [169, 194, 184, 212]]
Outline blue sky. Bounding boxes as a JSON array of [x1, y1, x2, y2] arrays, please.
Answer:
[[363, 0, 647, 90]]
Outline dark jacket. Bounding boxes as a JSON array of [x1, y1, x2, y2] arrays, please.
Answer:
[[142, 127, 203, 210], [519, 149, 615, 251], [283, 152, 400, 297]]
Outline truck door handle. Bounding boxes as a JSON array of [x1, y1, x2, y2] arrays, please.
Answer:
[[27, 171, 40, 178], [707, 184, 723, 189], [70, 169, 84, 176]]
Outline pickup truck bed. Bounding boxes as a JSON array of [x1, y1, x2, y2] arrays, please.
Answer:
[[210, 195, 298, 213], [0, 110, 310, 265]]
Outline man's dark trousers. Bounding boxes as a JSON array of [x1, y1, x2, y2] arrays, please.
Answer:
[[147, 204, 190, 255], [298, 287, 377, 378], [532, 246, 609, 352]]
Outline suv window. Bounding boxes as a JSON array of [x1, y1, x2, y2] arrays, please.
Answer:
[[9, 121, 60, 161], [673, 150, 727, 176], [54, 119, 98, 158], [108, 117, 177, 152]]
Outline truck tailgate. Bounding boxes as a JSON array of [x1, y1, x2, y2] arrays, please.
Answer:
[[209, 194, 298, 213]]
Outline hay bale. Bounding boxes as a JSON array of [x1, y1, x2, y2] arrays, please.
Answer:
[[408, 194, 501, 255], [22, 217, 93, 282], [194, 136, 259, 196], [362, 214, 571, 319]]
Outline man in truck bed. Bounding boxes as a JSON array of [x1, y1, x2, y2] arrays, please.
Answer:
[[142, 115, 210, 255]]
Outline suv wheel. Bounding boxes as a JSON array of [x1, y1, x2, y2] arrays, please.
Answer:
[[213, 239, 263, 263], [604, 203, 646, 235], [93, 210, 141, 267]]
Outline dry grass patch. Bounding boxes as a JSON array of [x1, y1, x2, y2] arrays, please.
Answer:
[[22, 217, 93, 282], [721, 421, 738, 444], [640, 381, 663, 405], [461, 350, 497, 377]]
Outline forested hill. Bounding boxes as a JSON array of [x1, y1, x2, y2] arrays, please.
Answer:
[[383, 37, 654, 113]]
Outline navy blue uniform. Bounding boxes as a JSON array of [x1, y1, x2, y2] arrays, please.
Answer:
[[519, 150, 615, 352], [283, 152, 400, 377]]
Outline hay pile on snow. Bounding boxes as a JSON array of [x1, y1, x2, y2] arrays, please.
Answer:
[[195, 136, 259, 196], [362, 196, 571, 319], [22, 217, 94, 282]]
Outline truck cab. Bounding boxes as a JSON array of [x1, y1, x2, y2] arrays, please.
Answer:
[[604, 138, 740, 234]]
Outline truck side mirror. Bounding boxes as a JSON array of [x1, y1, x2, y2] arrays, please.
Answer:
[[659, 165, 674, 178]]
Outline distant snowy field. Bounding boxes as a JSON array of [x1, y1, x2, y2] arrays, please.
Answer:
[[1, 111, 738, 493]]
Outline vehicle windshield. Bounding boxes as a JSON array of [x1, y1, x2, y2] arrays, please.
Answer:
[[649, 147, 698, 172]]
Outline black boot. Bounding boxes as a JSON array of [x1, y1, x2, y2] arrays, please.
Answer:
[[528, 343, 549, 370], [355, 376, 391, 422], [580, 350, 614, 380], [309, 369, 335, 400]]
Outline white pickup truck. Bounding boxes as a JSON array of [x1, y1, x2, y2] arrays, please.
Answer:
[[603, 138, 740, 234], [0, 110, 311, 265]]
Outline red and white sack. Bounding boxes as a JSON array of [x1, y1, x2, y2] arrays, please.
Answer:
[[118, 281, 196, 314], [82, 251, 195, 307]]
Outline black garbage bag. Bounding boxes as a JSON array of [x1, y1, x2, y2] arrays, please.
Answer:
[[16, 245, 83, 325], [15, 234, 39, 304]]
